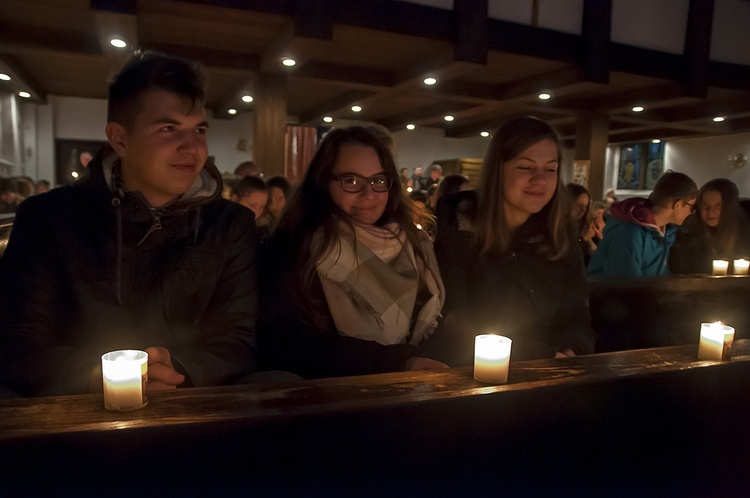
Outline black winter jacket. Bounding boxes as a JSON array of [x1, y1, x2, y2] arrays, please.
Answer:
[[0, 147, 258, 396], [426, 191, 595, 366]]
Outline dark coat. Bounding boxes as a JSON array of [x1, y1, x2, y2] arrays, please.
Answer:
[[0, 147, 259, 396], [257, 232, 416, 379], [669, 214, 750, 275], [426, 191, 595, 366]]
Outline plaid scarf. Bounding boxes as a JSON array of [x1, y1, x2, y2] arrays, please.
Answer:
[[315, 223, 444, 346]]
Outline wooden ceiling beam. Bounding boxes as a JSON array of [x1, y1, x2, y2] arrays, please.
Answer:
[[581, 0, 611, 84], [378, 101, 476, 129], [682, 0, 715, 98], [298, 89, 376, 124], [454, 0, 488, 65], [93, 9, 138, 75], [293, 62, 392, 92], [143, 42, 260, 72], [0, 55, 46, 103]]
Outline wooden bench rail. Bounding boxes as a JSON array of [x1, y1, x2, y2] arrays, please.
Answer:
[[2, 341, 750, 495]]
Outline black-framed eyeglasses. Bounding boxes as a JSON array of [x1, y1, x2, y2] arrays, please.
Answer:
[[331, 173, 391, 193], [683, 200, 696, 213]]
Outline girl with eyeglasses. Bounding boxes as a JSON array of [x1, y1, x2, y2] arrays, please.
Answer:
[[257, 126, 447, 378], [669, 178, 750, 274]]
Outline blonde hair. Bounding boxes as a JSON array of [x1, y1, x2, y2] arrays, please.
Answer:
[[476, 116, 571, 260]]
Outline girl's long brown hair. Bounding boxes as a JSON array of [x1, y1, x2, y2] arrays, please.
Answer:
[[697, 178, 749, 257], [272, 126, 428, 326], [476, 116, 571, 260]]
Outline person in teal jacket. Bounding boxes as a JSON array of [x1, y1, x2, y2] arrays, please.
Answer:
[[588, 171, 697, 277]]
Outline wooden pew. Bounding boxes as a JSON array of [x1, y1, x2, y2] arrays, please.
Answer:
[[2, 341, 749, 495], [589, 274, 750, 352], [0, 213, 12, 259]]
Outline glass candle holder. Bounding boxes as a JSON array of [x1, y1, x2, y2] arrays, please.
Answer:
[[697, 322, 735, 361], [474, 335, 512, 384], [101, 350, 148, 412]]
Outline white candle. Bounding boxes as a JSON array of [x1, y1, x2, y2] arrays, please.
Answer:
[[697, 322, 735, 361], [101, 350, 148, 411], [712, 260, 729, 276], [734, 259, 749, 275], [474, 335, 512, 384]]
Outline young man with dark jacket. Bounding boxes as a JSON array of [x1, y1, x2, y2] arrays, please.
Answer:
[[0, 51, 259, 396]]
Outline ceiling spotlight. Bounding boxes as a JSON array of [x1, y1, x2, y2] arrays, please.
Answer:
[[110, 38, 127, 48], [351, 105, 362, 113], [406, 123, 416, 130], [713, 116, 725, 122], [538, 93, 551, 100], [71, 171, 79, 179], [0, 73, 10, 81], [18, 91, 31, 98], [323, 116, 333, 123], [228, 108, 237, 115], [444, 115, 455, 122], [281, 57, 297, 67], [241, 95, 254, 103], [423, 77, 437, 86], [632, 106, 644, 112], [652, 139, 661, 144], [480, 131, 490, 138]]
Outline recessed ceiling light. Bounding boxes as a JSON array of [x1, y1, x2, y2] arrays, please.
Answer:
[[281, 57, 296, 67], [406, 123, 416, 130], [323, 116, 333, 123], [18, 91, 31, 98], [110, 38, 127, 48], [423, 77, 437, 86], [444, 115, 454, 122], [241, 95, 253, 103], [228, 108, 237, 115], [713, 116, 725, 122], [538, 93, 551, 100], [0, 73, 10, 81], [632, 106, 644, 112], [351, 105, 362, 113], [480, 131, 490, 137], [652, 139, 661, 144]]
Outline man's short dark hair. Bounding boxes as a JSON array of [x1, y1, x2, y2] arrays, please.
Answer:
[[649, 170, 698, 207], [232, 176, 268, 199], [108, 50, 205, 130]]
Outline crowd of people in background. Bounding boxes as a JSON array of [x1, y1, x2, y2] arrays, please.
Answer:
[[2, 50, 749, 399]]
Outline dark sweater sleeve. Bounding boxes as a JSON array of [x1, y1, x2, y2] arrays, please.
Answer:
[[0, 198, 100, 396], [549, 248, 596, 355], [174, 207, 259, 387], [257, 245, 416, 379]]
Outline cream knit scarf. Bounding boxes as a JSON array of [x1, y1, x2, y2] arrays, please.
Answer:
[[315, 222, 444, 346]]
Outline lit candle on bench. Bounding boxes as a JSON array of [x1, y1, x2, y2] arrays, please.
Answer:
[[474, 335, 512, 384], [734, 259, 749, 275], [712, 260, 729, 276], [697, 322, 735, 361], [101, 350, 148, 411]]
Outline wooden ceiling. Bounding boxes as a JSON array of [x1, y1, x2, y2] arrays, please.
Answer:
[[1, 0, 749, 146]]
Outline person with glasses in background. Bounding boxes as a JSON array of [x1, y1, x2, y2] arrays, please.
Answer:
[[257, 126, 447, 378], [588, 170, 698, 277], [669, 178, 750, 275]]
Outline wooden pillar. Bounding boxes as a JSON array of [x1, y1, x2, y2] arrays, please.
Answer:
[[253, 73, 287, 178], [575, 113, 609, 201]]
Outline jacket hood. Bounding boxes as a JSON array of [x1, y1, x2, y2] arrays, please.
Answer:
[[609, 197, 663, 233], [86, 145, 223, 209]]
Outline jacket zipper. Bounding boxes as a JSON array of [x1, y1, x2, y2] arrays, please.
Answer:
[[137, 214, 163, 246]]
